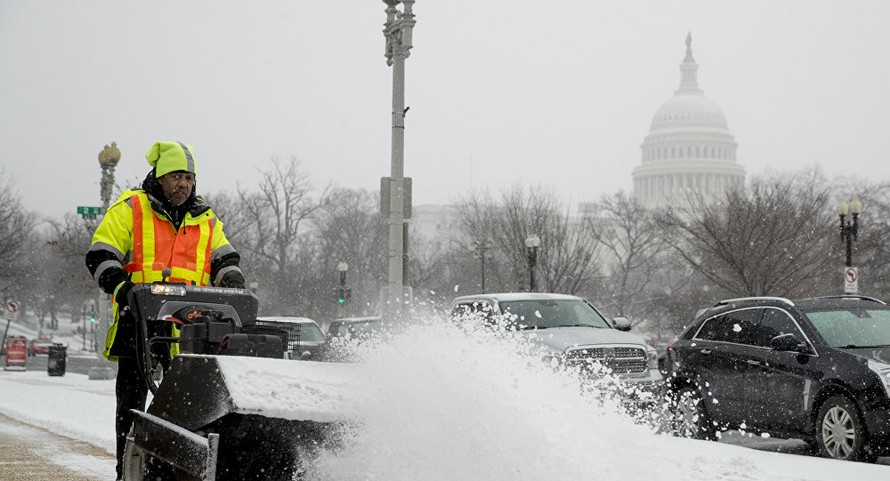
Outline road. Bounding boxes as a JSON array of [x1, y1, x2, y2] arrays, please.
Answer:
[[721, 431, 890, 466], [25, 351, 117, 377], [0, 412, 113, 481], [2, 354, 116, 480]]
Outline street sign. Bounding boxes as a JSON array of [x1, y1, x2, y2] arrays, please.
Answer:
[[380, 177, 412, 219], [844, 267, 859, 294], [77, 206, 102, 219], [4, 300, 19, 314]]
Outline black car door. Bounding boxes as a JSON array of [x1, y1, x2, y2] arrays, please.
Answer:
[[746, 307, 819, 433], [688, 308, 762, 424]]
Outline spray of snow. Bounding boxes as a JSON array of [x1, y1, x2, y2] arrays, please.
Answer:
[[304, 315, 789, 481]]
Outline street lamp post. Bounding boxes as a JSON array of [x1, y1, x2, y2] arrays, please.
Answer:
[[382, 0, 416, 318], [98, 142, 121, 212], [836, 198, 861, 267], [337, 262, 350, 307], [338, 261, 349, 287], [836, 198, 862, 294], [525, 235, 541, 292], [89, 142, 121, 380], [472, 239, 491, 293]]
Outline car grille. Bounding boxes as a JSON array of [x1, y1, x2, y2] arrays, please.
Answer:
[[565, 345, 648, 376], [252, 322, 308, 351]]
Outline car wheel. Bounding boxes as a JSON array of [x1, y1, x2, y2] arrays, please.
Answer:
[[815, 396, 875, 462], [672, 386, 717, 441]]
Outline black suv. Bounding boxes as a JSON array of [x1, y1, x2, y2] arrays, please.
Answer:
[[665, 295, 890, 462]]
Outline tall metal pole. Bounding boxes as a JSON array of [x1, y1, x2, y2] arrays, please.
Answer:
[[525, 235, 540, 292], [383, 1, 415, 318], [527, 247, 537, 292], [473, 240, 490, 293]]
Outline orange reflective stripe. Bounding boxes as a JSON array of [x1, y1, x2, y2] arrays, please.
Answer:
[[152, 213, 176, 268], [171, 226, 199, 269]]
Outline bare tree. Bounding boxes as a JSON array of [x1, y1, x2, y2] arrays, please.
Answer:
[[454, 190, 511, 292], [313, 187, 387, 316], [455, 185, 600, 295], [0, 170, 36, 299], [43, 215, 100, 317], [656, 169, 836, 298], [586, 191, 669, 327], [236, 157, 329, 314], [407, 234, 449, 304]]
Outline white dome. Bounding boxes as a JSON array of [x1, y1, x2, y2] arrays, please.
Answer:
[[650, 93, 729, 131], [632, 33, 745, 209]]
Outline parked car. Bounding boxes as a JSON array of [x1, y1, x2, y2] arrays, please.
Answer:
[[665, 295, 890, 462], [28, 337, 54, 356], [253, 317, 326, 360], [326, 316, 383, 341], [449, 293, 662, 391]]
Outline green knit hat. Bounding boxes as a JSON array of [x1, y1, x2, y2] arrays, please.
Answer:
[[145, 141, 198, 178]]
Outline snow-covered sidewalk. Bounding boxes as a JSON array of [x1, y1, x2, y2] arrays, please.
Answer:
[[0, 369, 116, 452]]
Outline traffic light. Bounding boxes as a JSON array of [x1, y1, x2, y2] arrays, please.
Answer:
[[337, 286, 351, 306]]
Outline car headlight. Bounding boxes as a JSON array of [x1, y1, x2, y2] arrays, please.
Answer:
[[867, 360, 890, 397], [646, 346, 658, 370]]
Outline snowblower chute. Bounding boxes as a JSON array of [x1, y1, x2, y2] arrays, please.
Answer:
[[122, 282, 363, 481]]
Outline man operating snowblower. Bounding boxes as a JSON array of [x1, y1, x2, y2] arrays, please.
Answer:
[[85, 141, 246, 481]]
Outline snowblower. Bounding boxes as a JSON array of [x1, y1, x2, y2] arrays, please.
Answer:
[[122, 279, 363, 481]]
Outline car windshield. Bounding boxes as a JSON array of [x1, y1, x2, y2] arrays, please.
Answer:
[[804, 308, 890, 348], [255, 320, 325, 343], [499, 299, 610, 330], [331, 321, 380, 338]]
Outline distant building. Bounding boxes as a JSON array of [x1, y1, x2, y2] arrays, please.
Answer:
[[632, 33, 745, 209], [409, 204, 462, 251]]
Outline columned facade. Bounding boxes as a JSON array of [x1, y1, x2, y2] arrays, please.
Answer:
[[632, 33, 745, 209]]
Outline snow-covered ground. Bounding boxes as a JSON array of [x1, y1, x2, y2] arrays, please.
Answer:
[[2, 316, 889, 480]]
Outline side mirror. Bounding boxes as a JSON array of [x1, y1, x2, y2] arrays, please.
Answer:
[[769, 333, 808, 353], [611, 317, 632, 332]]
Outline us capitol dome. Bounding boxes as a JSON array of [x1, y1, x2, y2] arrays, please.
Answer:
[[632, 33, 745, 208]]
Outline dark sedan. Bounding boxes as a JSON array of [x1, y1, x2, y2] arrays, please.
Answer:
[[665, 295, 890, 462]]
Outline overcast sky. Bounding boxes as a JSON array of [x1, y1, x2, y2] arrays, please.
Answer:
[[2, 1, 889, 221]]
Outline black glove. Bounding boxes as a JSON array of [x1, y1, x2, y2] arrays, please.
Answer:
[[114, 281, 134, 307], [221, 271, 246, 289]]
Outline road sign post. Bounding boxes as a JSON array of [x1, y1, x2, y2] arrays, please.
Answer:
[[843, 267, 859, 294]]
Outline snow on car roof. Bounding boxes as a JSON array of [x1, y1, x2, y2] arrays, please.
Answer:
[[255, 316, 319, 325], [451, 292, 583, 303]]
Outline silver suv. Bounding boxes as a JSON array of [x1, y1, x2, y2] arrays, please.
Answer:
[[449, 293, 662, 387]]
